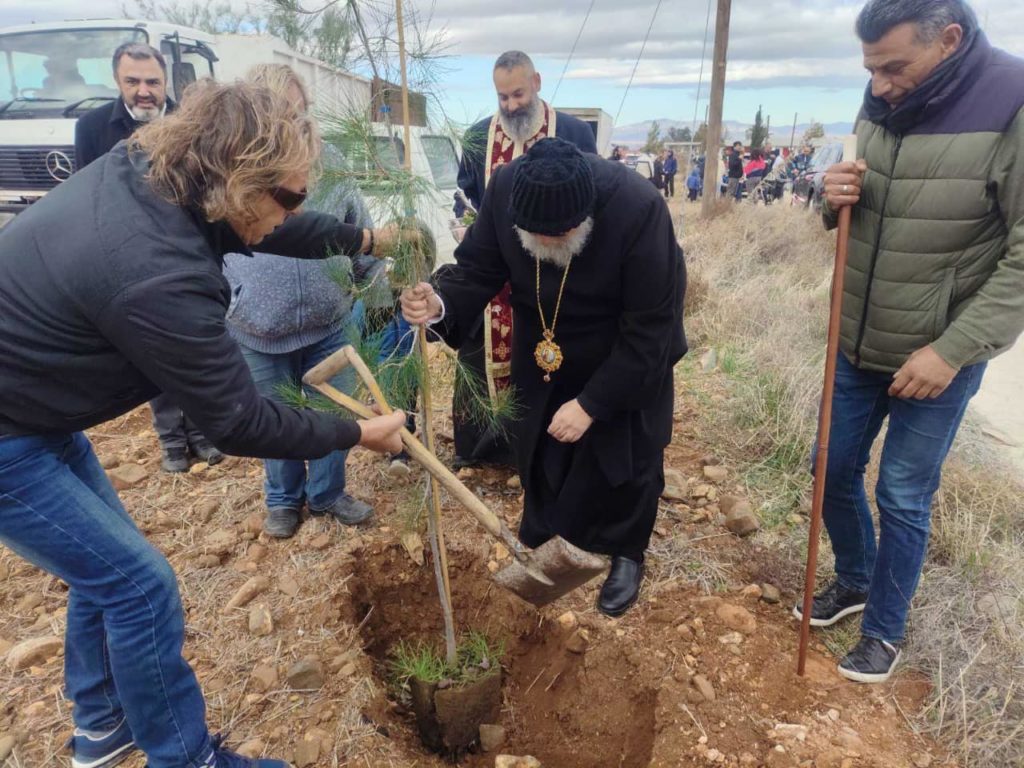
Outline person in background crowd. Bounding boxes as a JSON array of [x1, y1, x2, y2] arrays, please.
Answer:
[[743, 149, 768, 200], [663, 149, 678, 198], [726, 141, 744, 200], [686, 163, 703, 201], [653, 149, 666, 191], [792, 144, 814, 174]]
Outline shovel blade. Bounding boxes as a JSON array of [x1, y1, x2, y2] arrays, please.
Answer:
[[493, 537, 607, 608]]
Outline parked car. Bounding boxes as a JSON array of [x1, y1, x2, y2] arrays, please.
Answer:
[[791, 142, 843, 212]]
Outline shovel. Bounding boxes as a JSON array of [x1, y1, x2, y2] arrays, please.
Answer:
[[302, 345, 607, 607]]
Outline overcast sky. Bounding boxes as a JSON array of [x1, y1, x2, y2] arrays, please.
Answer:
[[2, 0, 1022, 128]]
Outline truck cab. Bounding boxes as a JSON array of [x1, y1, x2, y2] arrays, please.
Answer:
[[0, 20, 215, 223]]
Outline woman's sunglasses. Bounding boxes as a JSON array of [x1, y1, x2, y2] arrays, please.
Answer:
[[269, 186, 308, 212]]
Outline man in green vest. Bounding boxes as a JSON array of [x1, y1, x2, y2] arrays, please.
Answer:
[[793, 0, 1024, 683]]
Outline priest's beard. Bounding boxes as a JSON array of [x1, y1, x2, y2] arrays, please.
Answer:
[[515, 217, 594, 269], [499, 97, 542, 143]]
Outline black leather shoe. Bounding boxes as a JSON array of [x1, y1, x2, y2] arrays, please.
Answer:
[[598, 556, 644, 617]]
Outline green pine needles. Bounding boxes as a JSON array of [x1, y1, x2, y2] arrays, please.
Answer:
[[389, 631, 504, 687]]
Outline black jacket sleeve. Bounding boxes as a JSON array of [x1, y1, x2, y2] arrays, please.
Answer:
[[576, 196, 687, 420], [74, 113, 101, 170], [258, 211, 365, 260], [93, 268, 361, 459], [433, 169, 510, 348], [565, 116, 598, 154]]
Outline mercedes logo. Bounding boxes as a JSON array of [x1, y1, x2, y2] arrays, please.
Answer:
[[45, 150, 73, 182]]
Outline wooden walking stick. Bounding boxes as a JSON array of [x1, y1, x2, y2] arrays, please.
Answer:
[[797, 204, 852, 676]]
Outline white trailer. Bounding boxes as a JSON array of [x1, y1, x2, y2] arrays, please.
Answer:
[[557, 107, 613, 158], [0, 18, 460, 265]]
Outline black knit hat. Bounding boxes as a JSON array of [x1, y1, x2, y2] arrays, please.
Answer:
[[509, 138, 595, 236]]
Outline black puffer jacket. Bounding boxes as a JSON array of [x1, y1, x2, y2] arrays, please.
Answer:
[[0, 142, 366, 459]]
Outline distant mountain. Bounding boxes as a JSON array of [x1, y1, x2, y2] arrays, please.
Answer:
[[611, 118, 854, 147]]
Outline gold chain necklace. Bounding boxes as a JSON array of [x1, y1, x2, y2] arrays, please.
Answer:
[[534, 256, 572, 382]]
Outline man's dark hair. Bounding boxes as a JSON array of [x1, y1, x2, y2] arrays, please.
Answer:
[[855, 0, 977, 44], [494, 50, 535, 73], [732, 141, 743, 148], [112, 42, 167, 76]]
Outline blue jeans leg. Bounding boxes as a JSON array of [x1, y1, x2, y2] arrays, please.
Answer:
[[861, 361, 986, 643], [0, 433, 211, 768], [301, 327, 357, 510], [817, 354, 890, 592], [238, 327, 357, 511], [238, 345, 311, 509]]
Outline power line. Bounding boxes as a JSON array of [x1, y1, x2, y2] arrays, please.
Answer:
[[614, 0, 665, 126], [692, 0, 714, 132], [552, 0, 598, 104]]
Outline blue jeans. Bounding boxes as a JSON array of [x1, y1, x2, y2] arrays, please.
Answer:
[[817, 353, 986, 643], [0, 433, 214, 768], [238, 327, 357, 511]]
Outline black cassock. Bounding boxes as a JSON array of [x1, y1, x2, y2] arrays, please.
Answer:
[[433, 155, 687, 559]]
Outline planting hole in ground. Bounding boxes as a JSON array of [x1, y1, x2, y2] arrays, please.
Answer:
[[349, 541, 657, 767]]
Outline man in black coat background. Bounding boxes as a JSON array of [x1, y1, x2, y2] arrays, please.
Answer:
[[450, 51, 598, 469], [404, 139, 687, 617], [75, 41, 222, 473]]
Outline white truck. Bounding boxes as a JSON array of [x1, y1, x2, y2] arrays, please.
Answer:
[[0, 18, 460, 263], [557, 107, 613, 158]]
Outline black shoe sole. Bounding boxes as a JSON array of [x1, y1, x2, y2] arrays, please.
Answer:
[[791, 602, 866, 627]]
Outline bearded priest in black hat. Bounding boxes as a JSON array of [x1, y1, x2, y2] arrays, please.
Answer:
[[402, 138, 687, 616]]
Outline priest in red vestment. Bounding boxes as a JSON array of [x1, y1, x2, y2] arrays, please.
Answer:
[[452, 51, 597, 468]]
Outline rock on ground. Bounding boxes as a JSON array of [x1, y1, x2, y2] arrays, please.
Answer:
[[5, 636, 62, 672], [662, 468, 689, 500], [716, 604, 757, 634], [286, 658, 324, 690], [495, 757, 541, 768], [479, 723, 507, 752], [106, 463, 150, 490]]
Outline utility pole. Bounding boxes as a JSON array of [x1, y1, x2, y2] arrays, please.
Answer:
[[701, 0, 732, 217], [789, 112, 798, 151], [766, 113, 771, 146]]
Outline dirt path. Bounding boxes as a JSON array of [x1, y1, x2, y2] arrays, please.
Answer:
[[970, 340, 1024, 470]]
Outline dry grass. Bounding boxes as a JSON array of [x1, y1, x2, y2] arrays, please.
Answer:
[[680, 201, 1024, 768]]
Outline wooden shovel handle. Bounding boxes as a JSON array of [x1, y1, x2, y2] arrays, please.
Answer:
[[310, 381, 525, 555], [303, 346, 392, 414]]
